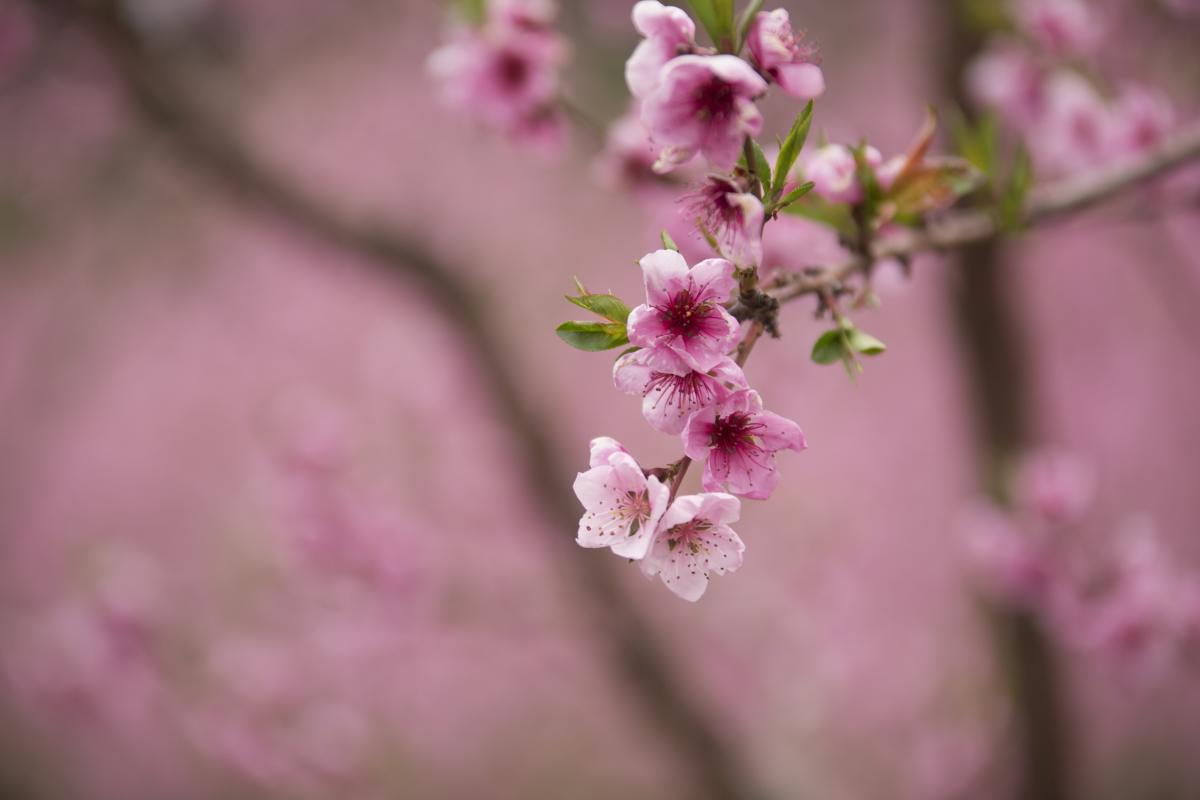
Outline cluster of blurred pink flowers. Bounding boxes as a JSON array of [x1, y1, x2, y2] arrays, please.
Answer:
[[427, 0, 568, 153], [964, 451, 1200, 685], [966, 0, 1178, 175]]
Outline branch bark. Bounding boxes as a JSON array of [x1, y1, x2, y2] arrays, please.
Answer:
[[38, 3, 772, 799]]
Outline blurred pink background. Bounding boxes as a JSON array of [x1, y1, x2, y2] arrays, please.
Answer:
[[1, 1, 1199, 798]]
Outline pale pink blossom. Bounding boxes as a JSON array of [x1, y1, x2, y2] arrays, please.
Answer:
[[682, 389, 806, 500], [962, 504, 1056, 609], [573, 437, 669, 559], [1016, 0, 1102, 56], [681, 174, 764, 266], [965, 43, 1045, 126], [640, 492, 744, 601], [427, 4, 566, 145], [594, 103, 661, 188], [613, 347, 747, 434], [759, 215, 852, 279], [804, 144, 882, 204], [627, 249, 740, 372], [746, 9, 826, 100], [625, 0, 697, 99], [642, 55, 768, 173], [1110, 84, 1176, 157], [1013, 449, 1095, 527], [1030, 70, 1112, 173]]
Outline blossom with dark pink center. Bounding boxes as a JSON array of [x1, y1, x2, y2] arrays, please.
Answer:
[[1016, 0, 1102, 56], [427, 1, 567, 148], [681, 174, 764, 267], [640, 493, 744, 601], [626, 249, 740, 372], [1029, 71, 1112, 173], [613, 347, 747, 435], [642, 55, 768, 173], [804, 144, 882, 204], [1111, 84, 1175, 157], [746, 9, 826, 100], [682, 389, 806, 500], [625, 0, 697, 99], [573, 437, 669, 559], [1013, 449, 1096, 528]]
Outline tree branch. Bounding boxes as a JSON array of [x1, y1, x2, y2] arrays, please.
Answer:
[[37, 3, 772, 799], [765, 122, 1200, 309]]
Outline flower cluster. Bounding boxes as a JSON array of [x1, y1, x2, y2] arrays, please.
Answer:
[[427, 0, 568, 153], [967, 0, 1176, 175], [573, 247, 806, 602], [963, 451, 1200, 685]]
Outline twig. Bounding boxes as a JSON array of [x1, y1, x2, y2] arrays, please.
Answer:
[[767, 122, 1200, 309], [39, 3, 772, 799]]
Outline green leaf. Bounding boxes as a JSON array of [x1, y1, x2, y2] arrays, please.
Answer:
[[686, 0, 733, 49], [735, 0, 765, 50], [949, 108, 997, 176], [999, 143, 1033, 231], [454, 0, 486, 25], [811, 328, 848, 365], [565, 292, 631, 324], [847, 327, 887, 356], [660, 229, 679, 252], [773, 102, 814, 197], [750, 139, 771, 193], [772, 181, 815, 212], [782, 192, 856, 239], [556, 321, 630, 351]]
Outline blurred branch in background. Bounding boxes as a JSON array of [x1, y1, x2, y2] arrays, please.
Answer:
[[31, 2, 772, 800], [939, 3, 1065, 800]]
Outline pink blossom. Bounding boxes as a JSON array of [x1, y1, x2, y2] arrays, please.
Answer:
[[640, 493, 744, 601], [1029, 70, 1112, 173], [642, 55, 768, 173], [682, 389, 806, 500], [965, 43, 1045, 127], [613, 346, 747, 435], [804, 144, 882, 204], [962, 504, 1056, 609], [746, 9, 826, 100], [573, 437, 669, 559], [625, 0, 697, 99], [680, 174, 764, 266], [427, 4, 566, 145], [1016, 0, 1102, 56], [627, 249, 740, 372], [1110, 84, 1175, 157], [594, 103, 661, 188], [1013, 449, 1095, 527], [759, 215, 852, 280]]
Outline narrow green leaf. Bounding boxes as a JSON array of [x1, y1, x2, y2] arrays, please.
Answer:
[[556, 320, 630, 351], [565, 292, 631, 324], [735, 0, 765, 50], [750, 139, 771, 193], [773, 102, 814, 197], [999, 143, 1033, 231], [686, 0, 728, 48], [772, 181, 815, 212], [660, 229, 679, 252]]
